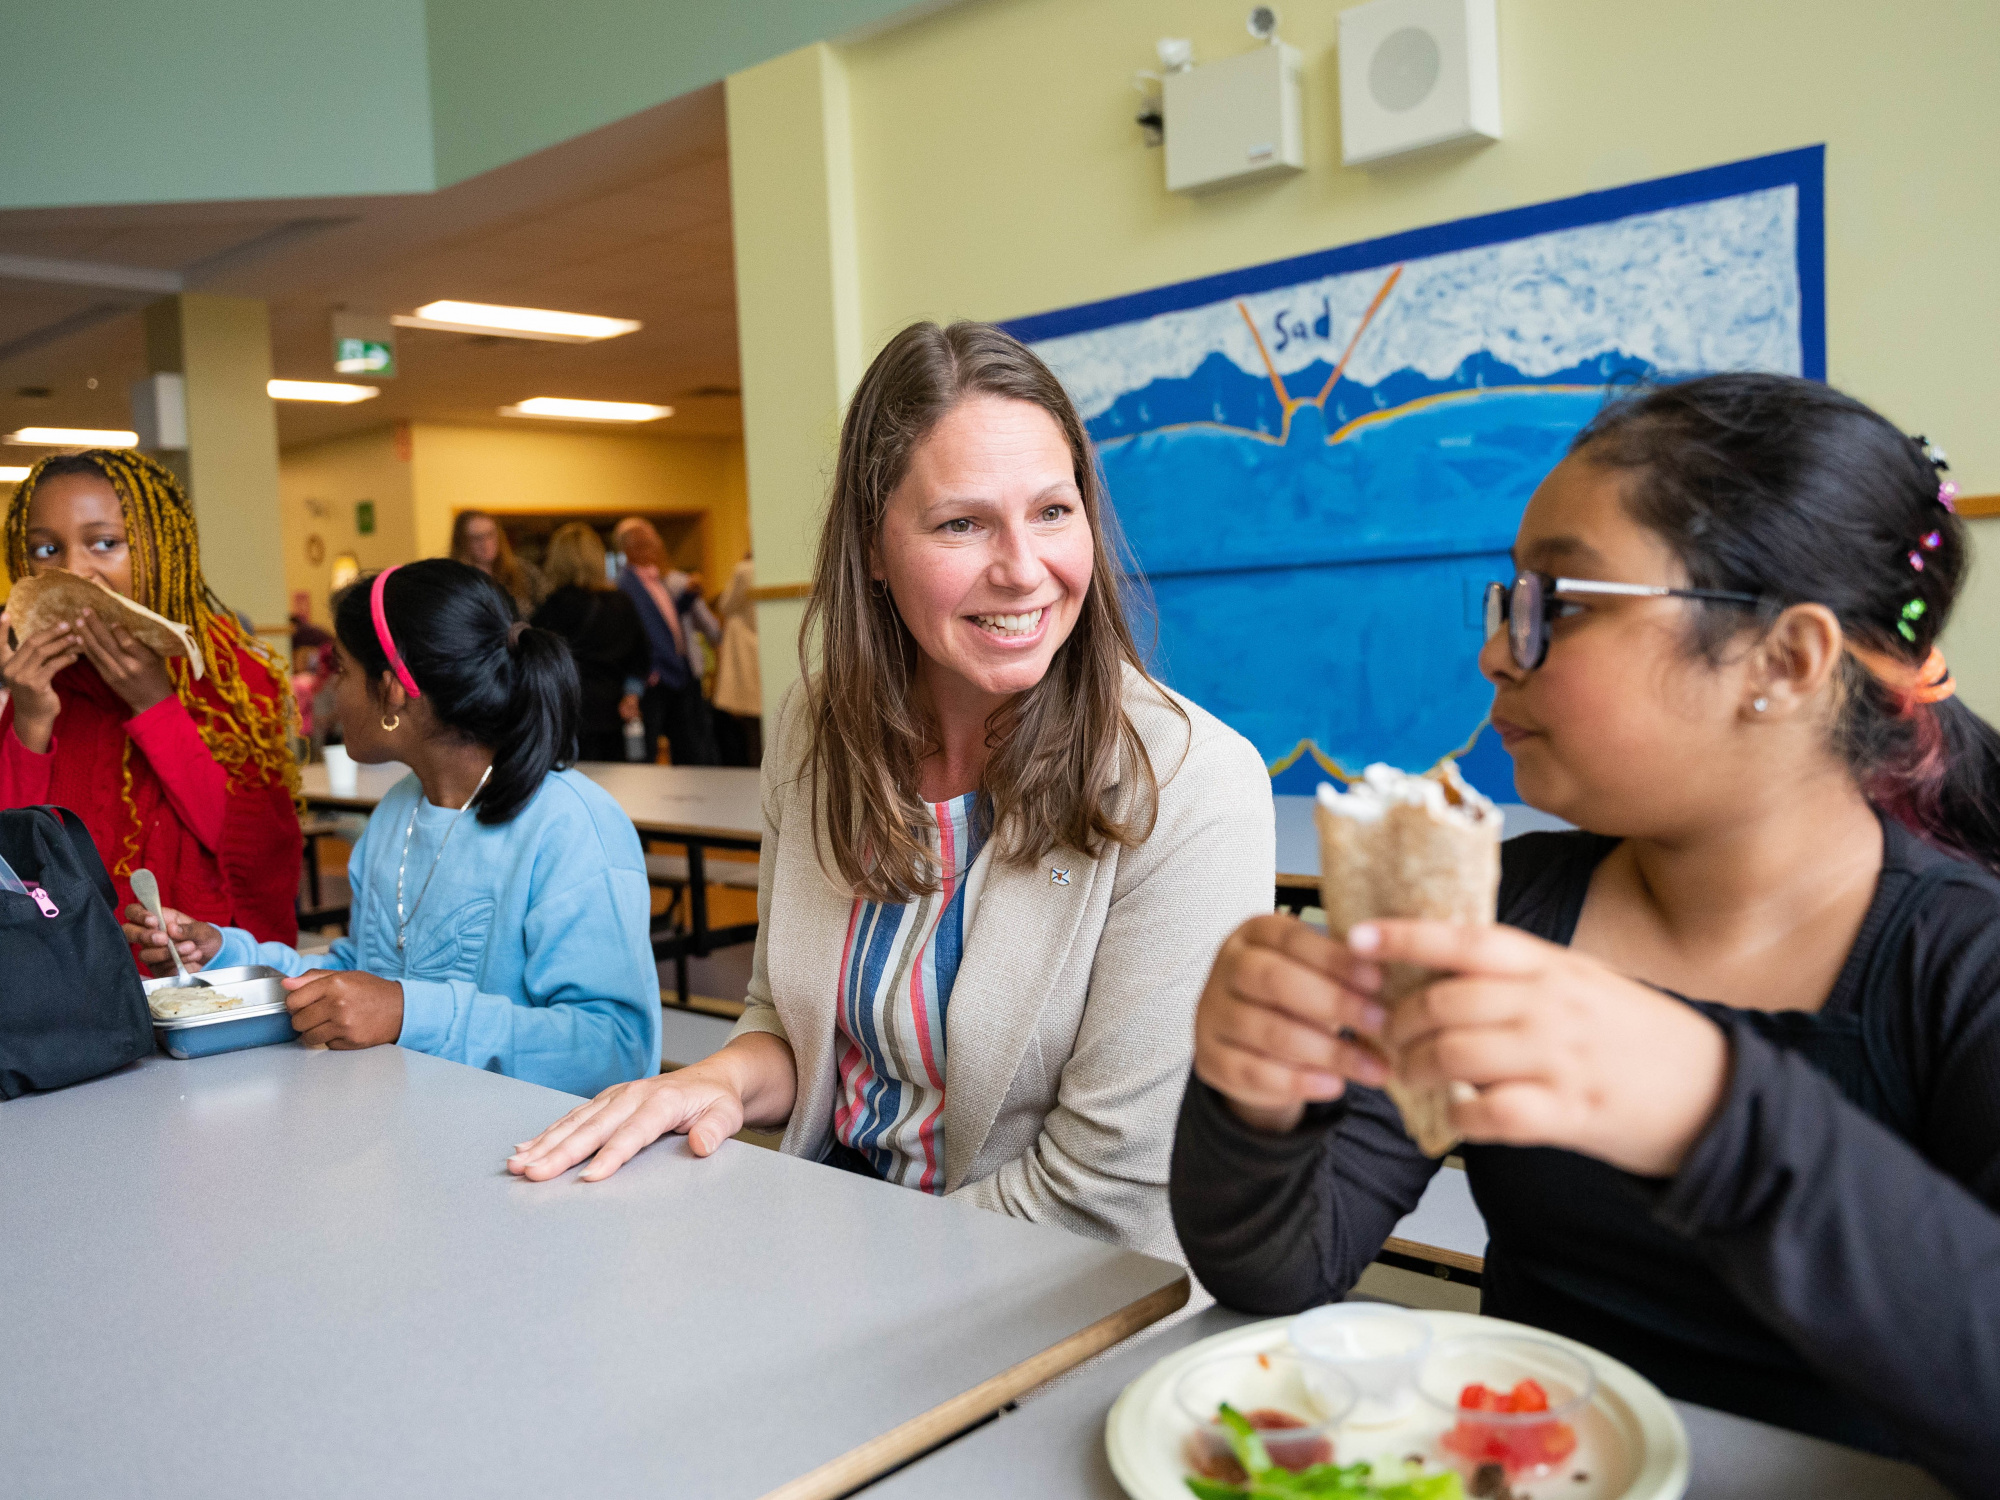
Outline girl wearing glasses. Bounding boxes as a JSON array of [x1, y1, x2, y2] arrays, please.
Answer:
[[1172, 373, 1999, 1494]]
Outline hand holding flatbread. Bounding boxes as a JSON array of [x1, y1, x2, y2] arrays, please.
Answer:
[[5, 569, 204, 680], [1315, 762, 1501, 1156]]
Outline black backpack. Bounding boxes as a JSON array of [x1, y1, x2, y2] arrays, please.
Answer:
[[0, 806, 153, 1099]]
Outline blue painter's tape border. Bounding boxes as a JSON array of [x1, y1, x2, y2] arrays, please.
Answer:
[[1002, 146, 1827, 380]]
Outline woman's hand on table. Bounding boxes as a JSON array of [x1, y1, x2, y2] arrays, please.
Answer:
[[509, 1032, 797, 1182], [74, 609, 174, 717], [1361, 919, 1731, 1178], [0, 615, 82, 752], [1192, 913, 1392, 1135], [120, 902, 224, 972], [281, 971, 404, 1049]]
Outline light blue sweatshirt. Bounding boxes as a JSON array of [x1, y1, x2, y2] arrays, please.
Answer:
[[210, 768, 660, 1096]]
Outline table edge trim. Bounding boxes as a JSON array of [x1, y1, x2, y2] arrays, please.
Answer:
[[754, 1272, 1192, 1500]]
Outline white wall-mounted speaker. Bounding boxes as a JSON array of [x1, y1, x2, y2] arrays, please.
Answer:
[[1337, 0, 1500, 167]]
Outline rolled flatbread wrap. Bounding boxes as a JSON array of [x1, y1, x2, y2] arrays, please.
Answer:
[[5, 568, 205, 679], [1315, 761, 1501, 1156]]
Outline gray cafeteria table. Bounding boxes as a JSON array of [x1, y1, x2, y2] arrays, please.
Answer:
[[864, 1306, 1954, 1500], [1, 1045, 1187, 1500], [300, 758, 763, 1007]]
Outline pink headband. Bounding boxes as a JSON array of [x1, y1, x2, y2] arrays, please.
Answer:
[[370, 567, 422, 700]]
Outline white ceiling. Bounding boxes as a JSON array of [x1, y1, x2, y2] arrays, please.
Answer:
[[0, 85, 740, 452]]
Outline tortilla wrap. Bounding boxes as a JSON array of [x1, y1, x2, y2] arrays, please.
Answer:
[[4, 569, 205, 679], [1315, 761, 1501, 1156]]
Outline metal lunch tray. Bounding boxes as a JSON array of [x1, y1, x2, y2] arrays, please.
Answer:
[[144, 965, 298, 1059]]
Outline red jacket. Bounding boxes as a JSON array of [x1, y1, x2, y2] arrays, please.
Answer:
[[0, 647, 302, 953]]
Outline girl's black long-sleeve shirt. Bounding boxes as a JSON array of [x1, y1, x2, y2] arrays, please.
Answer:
[[1170, 819, 2000, 1498]]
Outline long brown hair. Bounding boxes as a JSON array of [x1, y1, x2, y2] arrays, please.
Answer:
[[801, 320, 1176, 902], [450, 509, 534, 610]]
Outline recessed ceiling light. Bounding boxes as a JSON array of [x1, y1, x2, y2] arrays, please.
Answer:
[[499, 398, 672, 423], [268, 379, 380, 403], [395, 300, 641, 343], [3, 427, 139, 447], [0, 466, 30, 481]]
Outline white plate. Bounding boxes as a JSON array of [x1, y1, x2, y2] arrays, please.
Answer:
[[1106, 1310, 1689, 1500]]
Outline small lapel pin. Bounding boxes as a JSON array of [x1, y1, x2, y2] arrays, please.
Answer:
[[1050, 867, 1071, 887]]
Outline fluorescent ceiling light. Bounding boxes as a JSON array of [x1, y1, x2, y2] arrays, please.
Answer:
[[4, 427, 139, 447], [269, 379, 380, 404], [0, 466, 30, 481], [499, 398, 672, 423], [395, 300, 641, 343]]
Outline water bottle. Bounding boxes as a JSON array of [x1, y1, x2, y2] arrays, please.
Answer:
[[624, 714, 647, 763]]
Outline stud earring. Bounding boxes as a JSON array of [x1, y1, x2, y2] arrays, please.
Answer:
[[1752, 697, 1769, 713], [381, 713, 400, 731]]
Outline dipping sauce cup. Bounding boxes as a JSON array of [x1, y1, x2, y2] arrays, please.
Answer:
[[1172, 1349, 1357, 1484], [1288, 1302, 1432, 1425]]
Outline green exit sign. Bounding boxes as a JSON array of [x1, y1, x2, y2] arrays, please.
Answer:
[[356, 500, 376, 535], [335, 337, 395, 376]]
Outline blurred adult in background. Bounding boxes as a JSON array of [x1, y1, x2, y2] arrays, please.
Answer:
[[710, 554, 761, 766], [450, 510, 544, 619], [613, 517, 717, 765], [532, 523, 649, 762]]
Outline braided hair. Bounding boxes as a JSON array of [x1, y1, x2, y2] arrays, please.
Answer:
[[4, 448, 300, 872], [1572, 374, 2000, 873]]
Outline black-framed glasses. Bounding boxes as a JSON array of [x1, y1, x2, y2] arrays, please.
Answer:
[[1483, 572, 1763, 670]]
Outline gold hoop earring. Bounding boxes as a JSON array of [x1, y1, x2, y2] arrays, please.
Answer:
[[381, 713, 400, 732]]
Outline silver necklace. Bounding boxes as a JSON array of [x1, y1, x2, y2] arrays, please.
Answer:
[[395, 762, 495, 952]]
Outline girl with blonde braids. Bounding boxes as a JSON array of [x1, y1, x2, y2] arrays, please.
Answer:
[[0, 449, 303, 949]]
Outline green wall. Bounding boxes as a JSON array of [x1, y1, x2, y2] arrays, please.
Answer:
[[0, 0, 436, 208], [0, 0, 944, 209]]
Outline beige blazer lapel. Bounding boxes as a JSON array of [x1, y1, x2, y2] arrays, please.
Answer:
[[941, 844, 1100, 1188], [768, 816, 861, 1163]]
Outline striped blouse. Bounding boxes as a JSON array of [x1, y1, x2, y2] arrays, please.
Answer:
[[831, 791, 992, 1192]]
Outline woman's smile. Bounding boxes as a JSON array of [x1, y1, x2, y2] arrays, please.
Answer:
[[966, 603, 1052, 643]]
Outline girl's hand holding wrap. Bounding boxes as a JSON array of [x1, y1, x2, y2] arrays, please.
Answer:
[[1359, 919, 1732, 1177], [1192, 913, 1392, 1135], [0, 614, 82, 752], [73, 607, 173, 717]]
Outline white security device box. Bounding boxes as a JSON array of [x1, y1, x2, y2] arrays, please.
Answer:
[[1164, 43, 1305, 193], [1338, 0, 1501, 166]]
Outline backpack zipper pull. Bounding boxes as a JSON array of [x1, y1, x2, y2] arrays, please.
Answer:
[[26, 884, 59, 919]]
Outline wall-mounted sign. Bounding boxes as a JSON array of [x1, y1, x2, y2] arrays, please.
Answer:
[[355, 500, 375, 536], [331, 312, 397, 378]]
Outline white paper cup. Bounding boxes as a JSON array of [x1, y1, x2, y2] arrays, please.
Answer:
[[323, 743, 358, 795]]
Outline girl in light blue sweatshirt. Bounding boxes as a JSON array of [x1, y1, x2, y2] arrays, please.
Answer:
[[124, 558, 659, 1097]]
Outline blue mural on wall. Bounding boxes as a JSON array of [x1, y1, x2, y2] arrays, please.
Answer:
[[1006, 148, 1825, 797]]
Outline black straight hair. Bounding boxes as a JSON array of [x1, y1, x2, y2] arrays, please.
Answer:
[[1572, 372, 2000, 874], [334, 558, 579, 824]]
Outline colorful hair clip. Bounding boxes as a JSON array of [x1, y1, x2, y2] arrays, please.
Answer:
[[1909, 552, 1925, 572], [1923, 530, 1942, 550], [1939, 480, 1959, 512], [1898, 597, 1928, 642]]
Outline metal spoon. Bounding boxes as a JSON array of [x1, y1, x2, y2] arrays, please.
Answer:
[[130, 868, 209, 991]]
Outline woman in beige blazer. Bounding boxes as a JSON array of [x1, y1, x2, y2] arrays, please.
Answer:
[[511, 321, 1274, 1260]]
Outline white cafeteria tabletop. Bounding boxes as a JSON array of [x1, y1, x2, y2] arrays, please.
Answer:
[[301, 758, 763, 841], [1387, 1161, 1486, 1274], [0, 1046, 1186, 1500], [863, 1306, 1953, 1500]]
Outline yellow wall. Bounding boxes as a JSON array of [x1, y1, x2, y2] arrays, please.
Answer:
[[728, 0, 2000, 715], [278, 426, 418, 627], [407, 422, 750, 584], [280, 422, 751, 626]]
